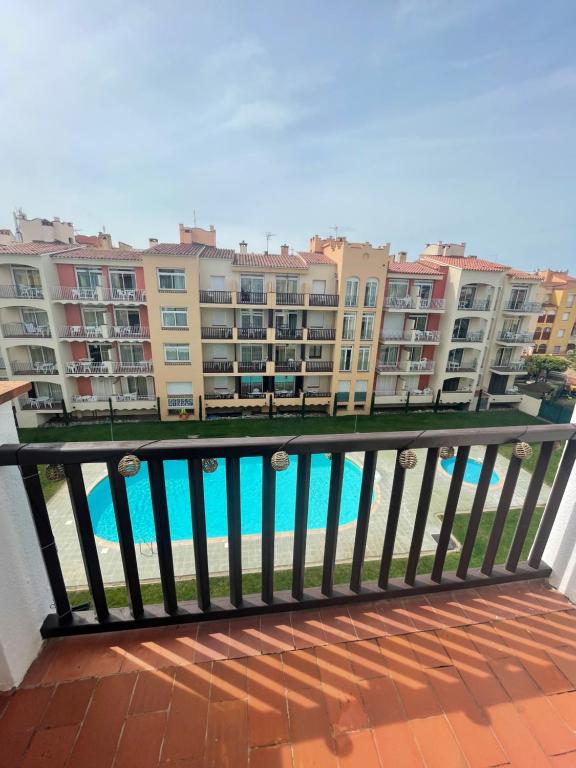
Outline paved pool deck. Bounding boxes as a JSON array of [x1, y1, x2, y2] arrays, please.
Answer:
[[47, 448, 551, 589]]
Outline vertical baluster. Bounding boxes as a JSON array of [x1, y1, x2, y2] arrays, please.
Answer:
[[431, 446, 470, 583], [321, 452, 345, 596], [481, 454, 522, 575], [405, 447, 440, 586], [21, 464, 72, 623], [225, 456, 243, 607], [148, 460, 178, 615], [262, 455, 276, 604], [65, 464, 109, 622], [529, 439, 576, 568], [456, 444, 499, 580], [378, 453, 406, 589], [106, 461, 143, 618], [506, 441, 554, 572], [188, 458, 211, 611], [292, 453, 311, 600], [350, 451, 378, 593]]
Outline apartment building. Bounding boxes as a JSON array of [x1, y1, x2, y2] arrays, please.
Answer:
[[533, 270, 576, 356]]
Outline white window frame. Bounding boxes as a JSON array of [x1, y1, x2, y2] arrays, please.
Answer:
[[164, 343, 190, 362], [357, 346, 371, 372], [342, 312, 356, 340], [161, 307, 188, 328], [157, 268, 186, 292], [360, 313, 374, 340], [339, 346, 353, 371], [344, 278, 359, 307], [364, 278, 378, 307]]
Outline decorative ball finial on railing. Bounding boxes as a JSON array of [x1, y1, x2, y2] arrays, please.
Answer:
[[202, 458, 218, 473], [118, 455, 141, 477], [45, 464, 66, 482], [271, 450, 290, 472], [398, 449, 417, 469], [513, 441, 533, 460], [439, 446, 455, 460]]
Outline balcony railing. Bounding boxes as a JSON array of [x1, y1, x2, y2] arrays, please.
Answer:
[[490, 360, 527, 372], [458, 299, 491, 311], [203, 361, 234, 373], [18, 397, 63, 410], [239, 389, 266, 398], [275, 361, 302, 372], [201, 326, 233, 340], [1, 422, 573, 636], [65, 360, 153, 375], [237, 291, 267, 305], [503, 300, 543, 313], [446, 362, 477, 372], [305, 360, 334, 372], [238, 327, 267, 340], [10, 360, 58, 375], [58, 325, 103, 339], [238, 360, 266, 373], [406, 360, 434, 372], [71, 394, 156, 404], [497, 332, 534, 344], [199, 290, 232, 304], [303, 390, 331, 398], [275, 327, 303, 340], [276, 292, 304, 305], [50, 286, 146, 303], [274, 391, 298, 398], [109, 326, 150, 339], [452, 331, 484, 343], [1, 322, 51, 338], [307, 328, 336, 341], [380, 330, 441, 343], [204, 392, 235, 400], [167, 396, 194, 409], [309, 293, 339, 307], [0, 284, 44, 299], [384, 297, 446, 310]]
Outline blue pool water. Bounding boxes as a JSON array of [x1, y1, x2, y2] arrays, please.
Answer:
[[88, 455, 364, 543], [441, 457, 500, 486]]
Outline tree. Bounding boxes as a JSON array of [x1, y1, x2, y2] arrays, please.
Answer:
[[526, 354, 569, 380]]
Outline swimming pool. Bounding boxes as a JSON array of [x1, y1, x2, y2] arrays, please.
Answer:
[[88, 454, 365, 543], [440, 457, 500, 486]]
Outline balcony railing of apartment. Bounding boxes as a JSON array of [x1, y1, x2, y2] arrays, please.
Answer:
[[0, 284, 44, 299], [167, 396, 194, 409], [237, 327, 267, 340], [304, 390, 331, 398], [446, 362, 478, 373], [275, 361, 302, 372], [58, 325, 104, 339], [0, 357, 5, 370], [276, 292, 304, 306], [451, 331, 484, 343], [18, 397, 63, 410], [1, 423, 574, 636], [380, 330, 441, 343], [71, 394, 156, 404], [237, 291, 267, 305], [204, 392, 235, 400], [457, 299, 491, 311], [109, 326, 150, 339], [10, 360, 58, 375], [50, 287, 146, 303], [307, 328, 336, 341], [309, 293, 339, 307], [276, 327, 303, 340], [203, 361, 235, 373], [490, 360, 527, 372], [199, 290, 233, 304], [238, 360, 267, 373], [201, 326, 233, 340], [496, 332, 534, 343], [65, 360, 153, 375], [239, 389, 266, 399], [406, 360, 434, 372], [274, 390, 298, 398], [1, 322, 51, 338], [305, 360, 334, 372], [384, 297, 446, 310], [503, 300, 543, 313]]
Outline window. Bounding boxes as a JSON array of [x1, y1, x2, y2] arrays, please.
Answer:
[[109, 270, 136, 292], [386, 280, 408, 300], [167, 382, 193, 409], [275, 376, 295, 395], [12, 267, 41, 288], [557, 329, 565, 338], [360, 313, 374, 340], [120, 344, 144, 364], [567, 294, 575, 308], [312, 279, 326, 295], [157, 269, 186, 291], [240, 275, 264, 293], [161, 307, 188, 327], [342, 313, 356, 340], [276, 276, 298, 294], [241, 310, 264, 328], [357, 347, 371, 371], [308, 345, 322, 359], [344, 278, 359, 307], [533, 328, 542, 340], [410, 315, 427, 332], [164, 343, 190, 362], [82, 308, 106, 327], [340, 346, 352, 371], [562, 312, 570, 321], [76, 267, 102, 290], [553, 345, 561, 354], [379, 346, 399, 365], [546, 315, 556, 324], [364, 279, 378, 307], [241, 346, 264, 362], [21, 309, 49, 327]]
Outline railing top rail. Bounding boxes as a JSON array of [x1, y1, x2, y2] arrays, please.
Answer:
[[1, 423, 575, 466]]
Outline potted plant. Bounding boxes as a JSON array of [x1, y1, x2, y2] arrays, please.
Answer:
[[179, 408, 189, 421]]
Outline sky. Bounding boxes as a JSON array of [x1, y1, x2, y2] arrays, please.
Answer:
[[0, 0, 575, 270]]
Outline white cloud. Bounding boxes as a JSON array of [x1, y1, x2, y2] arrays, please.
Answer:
[[221, 100, 306, 131]]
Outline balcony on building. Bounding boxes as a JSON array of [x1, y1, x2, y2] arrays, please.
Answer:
[[201, 325, 234, 340], [496, 330, 534, 345], [451, 316, 486, 344], [445, 348, 479, 374], [9, 350, 58, 376], [203, 360, 235, 374], [1, 318, 51, 338], [503, 299, 543, 314], [17, 381, 64, 411], [489, 359, 527, 373], [456, 283, 494, 312], [50, 268, 146, 304], [0, 264, 44, 301]]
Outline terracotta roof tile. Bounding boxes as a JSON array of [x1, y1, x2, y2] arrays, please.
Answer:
[[0, 242, 79, 255], [233, 252, 308, 269], [507, 269, 543, 280], [51, 247, 143, 261], [146, 243, 235, 259], [388, 261, 443, 275], [75, 235, 100, 246], [298, 251, 336, 265], [421, 255, 510, 272]]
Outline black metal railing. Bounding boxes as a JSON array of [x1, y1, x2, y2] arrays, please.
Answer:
[[276, 292, 304, 306], [307, 328, 336, 341], [201, 326, 233, 339], [275, 361, 302, 372], [238, 360, 266, 372], [305, 360, 334, 372], [1, 423, 574, 638], [199, 290, 232, 304], [237, 291, 267, 305], [203, 361, 234, 373], [237, 327, 267, 340], [309, 294, 339, 306], [276, 327, 303, 340]]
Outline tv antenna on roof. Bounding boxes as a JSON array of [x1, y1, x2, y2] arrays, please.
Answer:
[[264, 232, 276, 254]]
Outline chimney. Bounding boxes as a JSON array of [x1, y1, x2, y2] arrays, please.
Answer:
[[397, 251, 407, 263], [239, 241, 247, 254], [149, 238, 158, 247], [280, 244, 289, 257]]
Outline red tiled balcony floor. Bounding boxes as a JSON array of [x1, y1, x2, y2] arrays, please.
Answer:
[[2, 580, 576, 767]]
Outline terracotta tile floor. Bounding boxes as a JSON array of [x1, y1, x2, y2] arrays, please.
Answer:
[[3, 579, 576, 767]]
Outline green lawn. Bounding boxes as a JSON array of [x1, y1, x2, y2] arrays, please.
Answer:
[[21, 409, 543, 444], [67, 506, 542, 610]]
